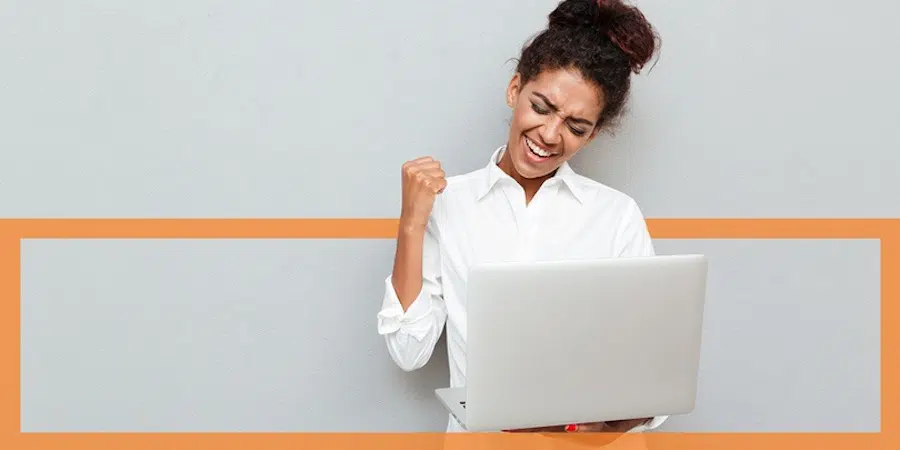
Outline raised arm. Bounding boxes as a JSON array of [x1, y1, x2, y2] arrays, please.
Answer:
[[376, 157, 448, 372]]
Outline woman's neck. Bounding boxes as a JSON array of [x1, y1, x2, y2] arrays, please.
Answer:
[[496, 146, 556, 204]]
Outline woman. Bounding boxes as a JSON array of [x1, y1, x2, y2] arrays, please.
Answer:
[[377, 0, 665, 435]]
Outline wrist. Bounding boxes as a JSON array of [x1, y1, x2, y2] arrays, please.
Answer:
[[398, 218, 427, 236], [604, 418, 649, 433]]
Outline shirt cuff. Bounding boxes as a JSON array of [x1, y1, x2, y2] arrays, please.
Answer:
[[376, 276, 435, 341], [627, 415, 668, 433]]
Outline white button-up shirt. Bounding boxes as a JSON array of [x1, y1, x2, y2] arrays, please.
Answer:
[[377, 146, 668, 433]]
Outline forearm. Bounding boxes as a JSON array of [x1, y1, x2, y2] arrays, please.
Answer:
[[508, 417, 654, 434], [603, 417, 653, 433], [391, 224, 426, 312]]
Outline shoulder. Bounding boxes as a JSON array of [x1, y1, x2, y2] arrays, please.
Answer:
[[427, 166, 487, 229], [444, 167, 488, 195], [433, 166, 487, 206], [567, 171, 644, 217], [567, 172, 654, 255]]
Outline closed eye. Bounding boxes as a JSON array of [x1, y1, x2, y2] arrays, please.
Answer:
[[531, 92, 595, 131], [531, 101, 550, 115], [569, 124, 587, 136]]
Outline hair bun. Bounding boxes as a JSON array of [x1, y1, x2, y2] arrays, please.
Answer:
[[548, 0, 658, 73], [547, 0, 604, 29]]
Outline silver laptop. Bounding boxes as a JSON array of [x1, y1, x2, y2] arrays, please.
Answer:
[[435, 254, 708, 432]]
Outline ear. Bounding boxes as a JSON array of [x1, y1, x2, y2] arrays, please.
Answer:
[[506, 73, 522, 108]]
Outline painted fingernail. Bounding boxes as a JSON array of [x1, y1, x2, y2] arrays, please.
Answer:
[[565, 424, 578, 432]]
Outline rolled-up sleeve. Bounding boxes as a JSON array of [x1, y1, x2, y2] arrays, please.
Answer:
[[627, 415, 668, 433], [376, 208, 447, 372]]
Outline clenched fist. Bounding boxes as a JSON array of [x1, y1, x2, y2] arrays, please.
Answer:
[[399, 157, 447, 232]]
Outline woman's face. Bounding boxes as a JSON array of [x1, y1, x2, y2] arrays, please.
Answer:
[[503, 67, 604, 180]]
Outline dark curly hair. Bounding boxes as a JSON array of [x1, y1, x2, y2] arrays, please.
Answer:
[[516, 0, 660, 130]]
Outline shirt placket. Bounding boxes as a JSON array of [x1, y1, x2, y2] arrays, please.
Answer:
[[518, 184, 554, 262], [519, 209, 537, 261], [500, 182, 530, 262]]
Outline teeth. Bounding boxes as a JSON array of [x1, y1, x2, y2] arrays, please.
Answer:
[[525, 137, 553, 158]]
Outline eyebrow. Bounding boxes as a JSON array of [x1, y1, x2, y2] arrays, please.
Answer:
[[532, 92, 595, 127]]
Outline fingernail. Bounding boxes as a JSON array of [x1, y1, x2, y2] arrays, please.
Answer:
[[565, 424, 577, 432]]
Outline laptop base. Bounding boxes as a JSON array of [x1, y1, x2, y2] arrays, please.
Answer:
[[435, 387, 467, 430]]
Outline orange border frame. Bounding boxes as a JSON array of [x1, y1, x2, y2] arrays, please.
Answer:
[[1, 218, 895, 450]]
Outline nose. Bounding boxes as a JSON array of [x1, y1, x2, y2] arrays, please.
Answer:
[[539, 117, 563, 146]]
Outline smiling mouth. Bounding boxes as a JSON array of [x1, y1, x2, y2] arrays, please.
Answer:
[[524, 136, 558, 159]]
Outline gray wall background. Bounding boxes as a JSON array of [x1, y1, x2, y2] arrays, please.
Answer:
[[5, 0, 894, 432]]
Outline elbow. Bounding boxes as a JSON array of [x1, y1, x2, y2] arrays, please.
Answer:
[[395, 358, 426, 372], [377, 303, 445, 373], [382, 329, 438, 372], [385, 339, 432, 372]]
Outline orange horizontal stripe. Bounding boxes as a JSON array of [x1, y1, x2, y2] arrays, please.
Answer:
[[5, 432, 888, 450], [0, 218, 895, 239]]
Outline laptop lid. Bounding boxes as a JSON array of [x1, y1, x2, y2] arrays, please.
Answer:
[[462, 254, 708, 431]]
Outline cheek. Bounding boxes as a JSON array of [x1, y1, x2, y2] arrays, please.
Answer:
[[511, 107, 542, 131], [561, 134, 588, 156]]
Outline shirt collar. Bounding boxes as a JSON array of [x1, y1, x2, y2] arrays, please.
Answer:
[[476, 145, 585, 203]]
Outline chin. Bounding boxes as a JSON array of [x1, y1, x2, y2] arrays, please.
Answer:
[[512, 157, 554, 180]]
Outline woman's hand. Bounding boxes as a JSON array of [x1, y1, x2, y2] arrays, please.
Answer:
[[505, 418, 652, 433], [399, 156, 446, 233], [568, 418, 652, 433]]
